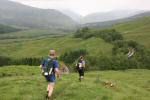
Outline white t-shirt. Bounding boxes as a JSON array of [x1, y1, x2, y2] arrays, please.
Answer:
[[79, 63, 82, 68], [78, 60, 85, 68]]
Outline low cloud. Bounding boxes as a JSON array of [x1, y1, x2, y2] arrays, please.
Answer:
[[10, 0, 150, 16]]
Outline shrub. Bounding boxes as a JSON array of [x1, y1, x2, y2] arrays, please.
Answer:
[[12, 57, 42, 66], [74, 28, 123, 42], [0, 24, 21, 34], [60, 49, 88, 64], [94, 29, 123, 42], [0, 56, 11, 66], [74, 27, 88, 38]]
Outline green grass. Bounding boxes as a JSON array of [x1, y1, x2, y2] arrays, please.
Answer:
[[114, 17, 150, 48], [0, 29, 67, 41], [0, 33, 113, 58], [0, 66, 150, 100]]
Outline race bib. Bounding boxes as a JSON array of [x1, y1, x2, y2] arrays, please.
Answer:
[[79, 63, 82, 68]]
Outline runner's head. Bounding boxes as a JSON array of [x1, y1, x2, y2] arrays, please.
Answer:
[[79, 56, 84, 60], [49, 49, 57, 58]]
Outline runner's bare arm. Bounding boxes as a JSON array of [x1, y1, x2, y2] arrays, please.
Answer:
[[55, 68, 61, 79], [83, 61, 85, 68], [39, 65, 44, 74]]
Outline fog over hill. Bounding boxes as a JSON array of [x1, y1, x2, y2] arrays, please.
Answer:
[[0, 0, 77, 29], [80, 9, 146, 24], [0, 0, 149, 29], [58, 9, 148, 24], [82, 11, 150, 28], [59, 9, 83, 23]]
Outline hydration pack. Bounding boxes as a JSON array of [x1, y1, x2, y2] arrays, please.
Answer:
[[42, 58, 54, 76]]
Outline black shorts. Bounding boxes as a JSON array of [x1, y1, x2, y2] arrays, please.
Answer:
[[78, 67, 84, 76]]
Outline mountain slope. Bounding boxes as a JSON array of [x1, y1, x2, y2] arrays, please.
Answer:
[[0, 0, 76, 29], [81, 10, 143, 24], [114, 16, 150, 48], [0, 24, 21, 34], [0, 34, 113, 58], [83, 11, 150, 28], [0, 16, 150, 58]]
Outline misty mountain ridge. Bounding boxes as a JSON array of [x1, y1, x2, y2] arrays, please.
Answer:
[[58, 9, 148, 24], [79, 9, 147, 24], [82, 11, 150, 28], [0, 0, 149, 29], [58, 9, 83, 23], [0, 0, 77, 29]]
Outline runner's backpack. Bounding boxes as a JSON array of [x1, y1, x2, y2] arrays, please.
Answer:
[[42, 58, 54, 76]]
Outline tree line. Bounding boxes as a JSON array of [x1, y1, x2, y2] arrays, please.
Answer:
[[0, 56, 42, 67]]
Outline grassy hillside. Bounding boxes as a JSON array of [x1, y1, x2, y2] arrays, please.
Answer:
[[0, 33, 112, 58], [0, 29, 67, 41], [114, 16, 150, 48], [0, 24, 21, 34], [0, 17, 149, 71], [1, 15, 150, 62], [0, 66, 150, 100]]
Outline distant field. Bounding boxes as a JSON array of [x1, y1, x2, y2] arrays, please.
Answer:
[[114, 17, 150, 48], [0, 66, 150, 100], [0, 30, 113, 58], [0, 29, 67, 41]]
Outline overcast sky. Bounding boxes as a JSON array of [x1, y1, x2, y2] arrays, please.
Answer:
[[10, 0, 150, 16]]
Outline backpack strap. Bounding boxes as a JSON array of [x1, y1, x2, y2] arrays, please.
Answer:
[[43, 57, 54, 75]]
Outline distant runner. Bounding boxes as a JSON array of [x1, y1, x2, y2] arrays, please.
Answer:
[[127, 47, 135, 59], [40, 50, 60, 100], [76, 56, 85, 82]]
